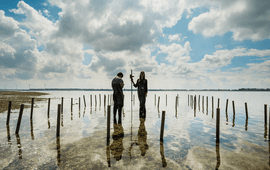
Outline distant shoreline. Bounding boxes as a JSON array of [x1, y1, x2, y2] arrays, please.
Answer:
[[0, 88, 269, 92]]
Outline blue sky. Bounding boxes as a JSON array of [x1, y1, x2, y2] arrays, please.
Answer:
[[0, 0, 270, 89]]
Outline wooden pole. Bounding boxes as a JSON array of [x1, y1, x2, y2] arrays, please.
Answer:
[[104, 95, 106, 107], [212, 96, 214, 112], [56, 104, 61, 137], [232, 101, 235, 116], [155, 94, 156, 106], [90, 95, 92, 107], [206, 96, 208, 115], [202, 96, 204, 113], [107, 105, 111, 145], [61, 97, 63, 113], [188, 94, 189, 106], [160, 111, 166, 141], [157, 96, 160, 110], [71, 98, 73, 112], [166, 94, 167, 106], [6, 101, 12, 125], [216, 108, 220, 143], [175, 96, 177, 112], [30, 98, 34, 119], [83, 95, 86, 108], [218, 98, 220, 109], [99, 94, 101, 106], [47, 98, 50, 119], [95, 95, 97, 107], [265, 104, 267, 125], [245, 102, 248, 118], [226, 99, 228, 113], [79, 97, 81, 110], [15, 104, 24, 134], [269, 107, 270, 140]]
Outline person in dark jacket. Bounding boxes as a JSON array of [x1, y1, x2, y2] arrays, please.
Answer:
[[111, 72, 124, 123], [130, 71, 148, 118]]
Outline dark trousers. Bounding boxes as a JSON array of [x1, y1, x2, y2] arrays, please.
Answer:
[[139, 97, 146, 118], [113, 104, 123, 124]]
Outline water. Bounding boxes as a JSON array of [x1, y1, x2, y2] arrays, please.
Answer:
[[0, 91, 270, 169]]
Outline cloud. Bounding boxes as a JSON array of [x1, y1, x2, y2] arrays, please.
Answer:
[[168, 34, 181, 42], [0, 10, 19, 38], [188, 0, 270, 41], [215, 44, 223, 49]]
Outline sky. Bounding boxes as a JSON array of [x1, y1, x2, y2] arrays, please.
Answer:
[[0, 0, 270, 90]]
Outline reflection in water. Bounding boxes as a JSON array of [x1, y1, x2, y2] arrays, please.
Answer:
[[6, 125, 11, 146], [48, 119, 50, 129], [226, 112, 228, 125], [268, 141, 270, 166], [30, 119, 34, 140], [245, 117, 248, 131], [264, 125, 267, 139], [16, 134, 22, 159], [215, 142, 220, 169], [232, 113, 235, 127], [71, 112, 73, 120], [160, 140, 167, 167], [79, 111, 81, 118], [61, 111, 64, 126], [129, 116, 149, 159], [106, 145, 111, 167], [56, 137, 61, 166], [138, 118, 148, 156], [110, 118, 124, 161], [83, 108, 86, 117]]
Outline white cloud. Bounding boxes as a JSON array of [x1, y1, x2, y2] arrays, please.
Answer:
[[168, 34, 181, 42], [215, 44, 223, 49], [43, 9, 50, 17], [188, 0, 270, 41]]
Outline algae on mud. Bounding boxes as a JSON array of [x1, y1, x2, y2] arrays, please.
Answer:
[[0, 91, 49, 113]]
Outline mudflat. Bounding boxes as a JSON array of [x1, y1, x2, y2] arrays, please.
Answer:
[[0, 91, 49, 113]]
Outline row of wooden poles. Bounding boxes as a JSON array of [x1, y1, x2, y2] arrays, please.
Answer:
[[5, 94, 115, 136]]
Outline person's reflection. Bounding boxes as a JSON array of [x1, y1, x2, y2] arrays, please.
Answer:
[[30, 119, 34, 140], [56, 137, 61, 166], [110, 116, 124, 161], [215, 142, 220, 169], [160, 140, 167, 167], [245, 117, 248, 131], [6, 125, 11, 146], [16, 134, 22, 159], [138, 117, 148, 156]]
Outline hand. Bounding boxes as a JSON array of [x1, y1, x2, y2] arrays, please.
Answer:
[[130, 74, 134, 79]]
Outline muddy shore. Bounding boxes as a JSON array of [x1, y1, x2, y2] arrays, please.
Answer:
[[0, 91, 49, 113]]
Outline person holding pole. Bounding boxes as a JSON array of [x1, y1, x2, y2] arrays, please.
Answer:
[[112, 72, 124, 124], [130, 71, 148, 118]]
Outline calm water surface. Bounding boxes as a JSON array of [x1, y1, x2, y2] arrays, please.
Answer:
[[0, 91, 270, 169]]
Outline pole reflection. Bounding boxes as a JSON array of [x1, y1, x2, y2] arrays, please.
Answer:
[[16, 134, 22, 159], [48, 119, 51, 129], [215, 142, 220, 169], [56, 137, 61, 166], [226, 112, 228, 125], [232, 113, 235, 127], [6, 125, 11, 146], [264, 124, 267, 139], [245, 117, 248, 131], [110, 116, 124, 161], [160, 140, 167, 167], [30, 119, 34, 140], [106, 145, 111, 167]]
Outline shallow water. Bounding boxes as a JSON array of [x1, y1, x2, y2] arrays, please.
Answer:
[[0, 91, 270, 169]]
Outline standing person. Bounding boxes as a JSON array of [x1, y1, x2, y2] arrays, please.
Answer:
[[130, 71, 148, 118], [112, 72, 124, 123]]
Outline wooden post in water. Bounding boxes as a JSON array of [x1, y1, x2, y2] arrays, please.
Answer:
[[206, 96, 208, 114], [216, 108, 220, 143], [188, 95, 189, 106], [226, 99, 228, 113], [71, 98, 73, 112], [90, 95, 92, 107], [6, 101, 12, 125], [160, 111, 166, 141], [47, 98, 50, 118], [107, 105, 111, 145], [15, 104, 24, 134], [166, 94, 167, 106], [157, 96, 160, 111], [269, 107, 270, 140], [83, 95, 86, 108], [61, 97, 63, 113], [245, 102, 248, 118], [30, 98, 34, 119], [104, 95, 106, 107], [175, 96, 178, 112], [232, 101, 235, 116], [95, 95, 97, 107], [264, 104, 267, 125], [79, 97, 81, 110], [218, 98, 220, 109], [56, 104, 61, 137], [155, 94, 156, 106], [212, 96, 214, 112], [99, 94, 101, 106], [198, 95, 200, 111], [202, 96, 204, 113]]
